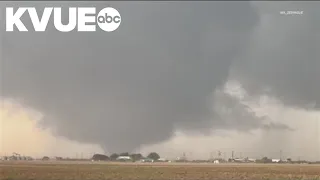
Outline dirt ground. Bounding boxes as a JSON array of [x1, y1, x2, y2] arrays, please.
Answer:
[[1, 161, 320, 180]]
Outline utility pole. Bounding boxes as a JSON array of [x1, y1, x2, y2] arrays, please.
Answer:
[[0, 20, 4, 160], [280, 150, 282, 161], [232, 151, 234, 159], [189, 152, 193, 160], [317, 114, 319, 161]]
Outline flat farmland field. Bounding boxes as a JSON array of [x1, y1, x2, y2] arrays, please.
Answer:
[[1, 161, 320, 180]]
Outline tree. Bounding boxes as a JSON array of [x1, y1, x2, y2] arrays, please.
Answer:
[[130, 153, 143, 161], [56, 157, 63, 160], [42, 156, 50, 161], [110, 153, 119, 161], [92, 154, 109, 161], [119, 152, 130, 156], [147, 152, 160, 161], [260, 157, 272, 163]]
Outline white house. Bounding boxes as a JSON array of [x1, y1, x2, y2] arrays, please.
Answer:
[[157, 158, 167, 162], [272, 159, 281, 163], [213, 160, 220, 164], [116, 156, 132, 161]]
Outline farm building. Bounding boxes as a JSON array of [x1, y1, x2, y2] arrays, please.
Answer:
[[247, 158, 256, 162], [140, 158, 154, 162], [233, 158, 246, 163], [116, 156, 132, 161], [157, 158, 168, 162]]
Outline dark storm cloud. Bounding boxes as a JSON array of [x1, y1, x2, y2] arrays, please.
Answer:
[[1, 1, 306, 152], [231, 2, 320, 110]]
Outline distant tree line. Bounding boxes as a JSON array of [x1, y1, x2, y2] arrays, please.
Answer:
[[255, 157, 310, 164], [91, 152, 160, 162]]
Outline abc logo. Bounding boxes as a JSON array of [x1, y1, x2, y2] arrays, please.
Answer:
[[97, 7, 121, 32]]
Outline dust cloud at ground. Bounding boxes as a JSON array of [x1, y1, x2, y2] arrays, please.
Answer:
[[0, 98, 103, 158]]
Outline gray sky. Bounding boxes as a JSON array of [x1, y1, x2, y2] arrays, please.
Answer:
[[0, 1, 319, 158]]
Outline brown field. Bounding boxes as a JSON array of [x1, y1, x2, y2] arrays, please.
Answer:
[[1, 161, 320, 180]]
